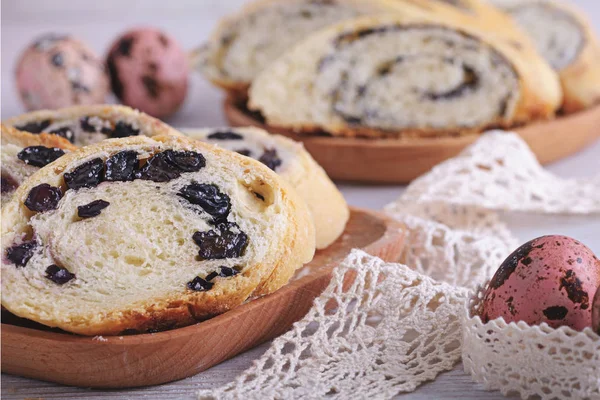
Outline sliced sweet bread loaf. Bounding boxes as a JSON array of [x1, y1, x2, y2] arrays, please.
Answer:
[[248, 14, 562, 138], [1, 124, 77, 205], [487, 0, 600, 112], [192, 0, 422, 94], [184, 127, 349, 249], [1, 135, 315, 335], [4, 104, 182, 147]]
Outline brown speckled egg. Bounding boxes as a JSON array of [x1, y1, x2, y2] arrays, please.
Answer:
[[593, 287, 600, 334], [481, 235, 600, 330]]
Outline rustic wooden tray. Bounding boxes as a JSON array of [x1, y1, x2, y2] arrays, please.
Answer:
[[1, 208, 405, 389], [224, 96, 600, 184]]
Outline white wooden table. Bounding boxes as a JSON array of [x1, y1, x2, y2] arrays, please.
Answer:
[[1, 1, 599, 398]]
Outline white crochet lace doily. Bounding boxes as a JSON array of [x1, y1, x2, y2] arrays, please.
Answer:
[[199, 131, 600, 400], [200, 250, 469, 400], [393, 131, 600, 214], [463, 286, 600, 400]]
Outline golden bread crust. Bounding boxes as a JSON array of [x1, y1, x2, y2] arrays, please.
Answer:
[[184, 127, 349, 249], [5, 104, 183, 144], [1, 124, 78, 151], [248, 13, 561, 138], [1, 135, 315, 336]]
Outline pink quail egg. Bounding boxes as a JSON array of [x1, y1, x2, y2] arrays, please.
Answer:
[[105, 27, 189, 119], [15, 34, 109, 111], [482, 235, 600, 330]]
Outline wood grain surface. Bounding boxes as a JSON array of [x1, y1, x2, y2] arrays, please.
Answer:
[[1, 208, 406, 389], [1, 359, 514, 400], [224, 96, 600, 184]]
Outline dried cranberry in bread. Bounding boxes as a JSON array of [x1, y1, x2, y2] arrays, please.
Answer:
[[1, 124, 77, 205], [1, 135, 315, 335], [184, 127, 349, 249], [4, 104, 182, 147]]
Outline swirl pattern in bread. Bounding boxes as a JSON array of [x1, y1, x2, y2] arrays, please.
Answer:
[[1, 124, 77, 205], [488, 0, 600, 112], [192, 0, 413, 94], [1, 135, 315, 335], [249, 15, 561, 138], [184, 127, 349, 249], [5, 104, 182, 147]]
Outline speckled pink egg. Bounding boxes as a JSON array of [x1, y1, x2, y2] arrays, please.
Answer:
[[15, 34, 109, 111], [482, 235, 600, 330], [593, 287, 600, 334], [105, 28, 189, 119]]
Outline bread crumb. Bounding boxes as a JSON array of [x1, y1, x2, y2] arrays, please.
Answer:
[[93, 335, 108, 342]]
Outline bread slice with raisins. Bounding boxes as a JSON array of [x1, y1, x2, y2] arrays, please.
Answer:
[[184, 127, 349, 249], [1, 124, 77, 206], [487, 0, 600, 112], [1, 134, 315, 336], [248, 14, 561, 138], [4, 104, 182, 147]]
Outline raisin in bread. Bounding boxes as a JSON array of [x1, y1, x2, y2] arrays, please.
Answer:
[[183, 127, 349, 249], [1, 124, 77, 206], [191, 0, 422, 94], [248, 14, 562, 138], [4, 104, 182, 147], [1, 135, 315, 335], [487, 0, 600, 113]]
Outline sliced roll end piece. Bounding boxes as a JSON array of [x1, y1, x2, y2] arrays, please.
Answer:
[[491, 0, 600, 113]]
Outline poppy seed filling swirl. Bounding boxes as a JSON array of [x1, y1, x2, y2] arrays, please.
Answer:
[[316, 25, 520, 131], [508, 3, 585, 71]]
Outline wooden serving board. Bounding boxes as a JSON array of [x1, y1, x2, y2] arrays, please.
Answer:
[[1, 208, 405, 389], [224, 96, 600, 184]]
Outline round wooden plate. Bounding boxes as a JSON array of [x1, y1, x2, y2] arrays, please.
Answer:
[[1, 208, 406, 389], [224, 96, 600, 184]]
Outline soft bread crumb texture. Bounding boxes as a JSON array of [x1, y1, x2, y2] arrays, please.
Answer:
[[507, 3, 584, 70], [2, 142, 39, 190], [250, 21, 523, 134], [1, 135, 315, 335], [488, 0, 600, 112], [1, 124, 76, 206], [194, 0, 402, 90], [184, 127, 349, 249], [249, 12, 562, 137]]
